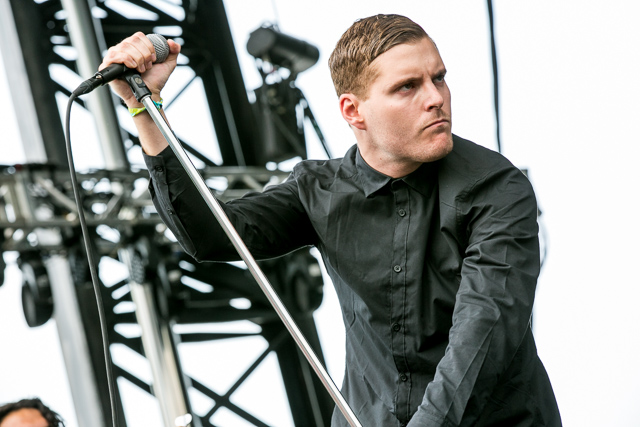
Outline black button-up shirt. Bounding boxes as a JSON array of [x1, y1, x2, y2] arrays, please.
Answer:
[[144, 135, 561, 426]]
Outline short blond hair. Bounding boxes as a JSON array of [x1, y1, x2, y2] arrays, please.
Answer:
[[328, 14, 429, 99]]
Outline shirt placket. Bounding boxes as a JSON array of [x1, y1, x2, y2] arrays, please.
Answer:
[[390, 179, 411, 423]]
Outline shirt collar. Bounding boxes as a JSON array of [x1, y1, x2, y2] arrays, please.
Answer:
[[355, 148, 437, 198], [402, 161, 437, 197], [355, 148, 392, 197]]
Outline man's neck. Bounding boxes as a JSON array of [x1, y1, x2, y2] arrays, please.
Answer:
[[357, 146, 422, 178]]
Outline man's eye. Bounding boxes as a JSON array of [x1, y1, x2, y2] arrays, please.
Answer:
[[434, 74, 446, 83], [399, 83, 414, 91]]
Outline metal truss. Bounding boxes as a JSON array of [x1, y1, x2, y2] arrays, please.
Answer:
[[1, 0, 334, 426], [0, 160, 333, 426]]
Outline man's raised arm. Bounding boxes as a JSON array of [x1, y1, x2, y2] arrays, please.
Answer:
[[100, 32, 181, 156]]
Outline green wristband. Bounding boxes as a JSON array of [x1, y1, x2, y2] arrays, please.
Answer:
[[128, 98, 163, 117]]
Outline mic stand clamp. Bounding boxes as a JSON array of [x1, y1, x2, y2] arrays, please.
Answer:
[[124, 76, 363, 427]]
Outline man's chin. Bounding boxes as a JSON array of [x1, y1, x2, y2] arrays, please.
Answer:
[[423, 133, 453, 162]]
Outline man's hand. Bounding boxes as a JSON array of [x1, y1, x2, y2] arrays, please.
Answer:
[[99, 32, 181, 108]]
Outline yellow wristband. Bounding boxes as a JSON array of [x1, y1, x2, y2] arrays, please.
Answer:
[[128, 106, 146, 117], [128, 98, 163, 117]]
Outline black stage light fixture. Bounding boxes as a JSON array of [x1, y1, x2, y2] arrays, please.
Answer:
[[247, 25, 319, 75], [246, 25, 329, 164], [0, 233, 5, 288], [19, 253, 54, 327], [0, 253, 5, 288]]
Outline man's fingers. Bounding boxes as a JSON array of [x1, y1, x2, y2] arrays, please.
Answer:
[[118, 38, 149, 71], [166, 39, 182, 62], [100, 48, 140, 72], [100, 32, 157, 72], [130, 31, 157, 63]]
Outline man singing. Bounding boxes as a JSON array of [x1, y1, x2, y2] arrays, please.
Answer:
[[102, 13, 561, 427]]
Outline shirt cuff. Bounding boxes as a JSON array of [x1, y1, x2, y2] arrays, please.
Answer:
[[142, 144, 174, 170], [141, 143, 198, 257]]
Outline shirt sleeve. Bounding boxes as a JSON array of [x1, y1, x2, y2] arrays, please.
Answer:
[[143, 146, 318, 262], [408, 165, 541, 426]]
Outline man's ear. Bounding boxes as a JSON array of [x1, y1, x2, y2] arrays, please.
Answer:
[[339, 93, 366, 130]]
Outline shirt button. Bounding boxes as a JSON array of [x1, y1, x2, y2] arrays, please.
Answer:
[[393, 265, 402, 273], [397, 208, 406, 217], [392, 323, 401, 332], [400, 373, 408, 382], [154, 165, 164, 173]]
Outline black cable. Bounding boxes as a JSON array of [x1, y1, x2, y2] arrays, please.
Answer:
[[64, 93, 119, 427], [487, 0, 502, 154], [294, 87, 333, 159], [485, 5, 549, 270]]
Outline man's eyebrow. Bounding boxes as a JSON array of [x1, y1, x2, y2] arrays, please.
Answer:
[[388, 75, 423, 90], [388, 67, 447, 90]]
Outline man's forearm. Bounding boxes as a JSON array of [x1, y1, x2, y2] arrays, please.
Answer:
[[130, 94, 169, 156]]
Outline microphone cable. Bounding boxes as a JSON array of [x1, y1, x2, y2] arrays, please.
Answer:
[[64, 91, 119, 427], [61, 34, 167, 427]]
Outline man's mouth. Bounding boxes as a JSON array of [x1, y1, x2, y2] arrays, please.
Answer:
[[424, 118, 450, 130], [426, 118, 449, 128]]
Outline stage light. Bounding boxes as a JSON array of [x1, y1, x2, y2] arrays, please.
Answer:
[[19, 253, 54, 327], [247, 25, 319, 75], [0, 253, 5, 288]]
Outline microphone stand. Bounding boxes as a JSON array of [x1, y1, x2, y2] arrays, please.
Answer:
[[124, 74, 363, 427]]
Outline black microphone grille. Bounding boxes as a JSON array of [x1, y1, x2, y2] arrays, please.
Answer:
[[147, 34, 169, 63]]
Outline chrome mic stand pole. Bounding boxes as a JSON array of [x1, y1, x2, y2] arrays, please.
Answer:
[[125, 74, 363, 427]]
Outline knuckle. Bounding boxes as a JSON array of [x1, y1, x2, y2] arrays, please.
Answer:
[[133, 32, 146, 43], [122, 54, 135, 67]]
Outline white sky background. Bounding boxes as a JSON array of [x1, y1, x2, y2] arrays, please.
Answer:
[[1, 0, 640, 426]]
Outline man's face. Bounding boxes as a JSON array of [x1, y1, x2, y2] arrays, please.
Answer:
[[0, 409, 48, 427], [349, 37, 453, 177]]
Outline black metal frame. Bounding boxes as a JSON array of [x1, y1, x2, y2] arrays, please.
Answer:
[[2, 0, 334, 425]]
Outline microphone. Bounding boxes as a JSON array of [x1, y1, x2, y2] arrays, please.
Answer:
[[72, 34, 169, 96]]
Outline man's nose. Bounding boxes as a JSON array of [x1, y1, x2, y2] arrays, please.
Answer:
[[422, 83, 444, 111]]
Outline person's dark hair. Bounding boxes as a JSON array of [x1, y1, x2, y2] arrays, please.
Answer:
[[328, 14, 431, 99], [0, 398, 65, 426]]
